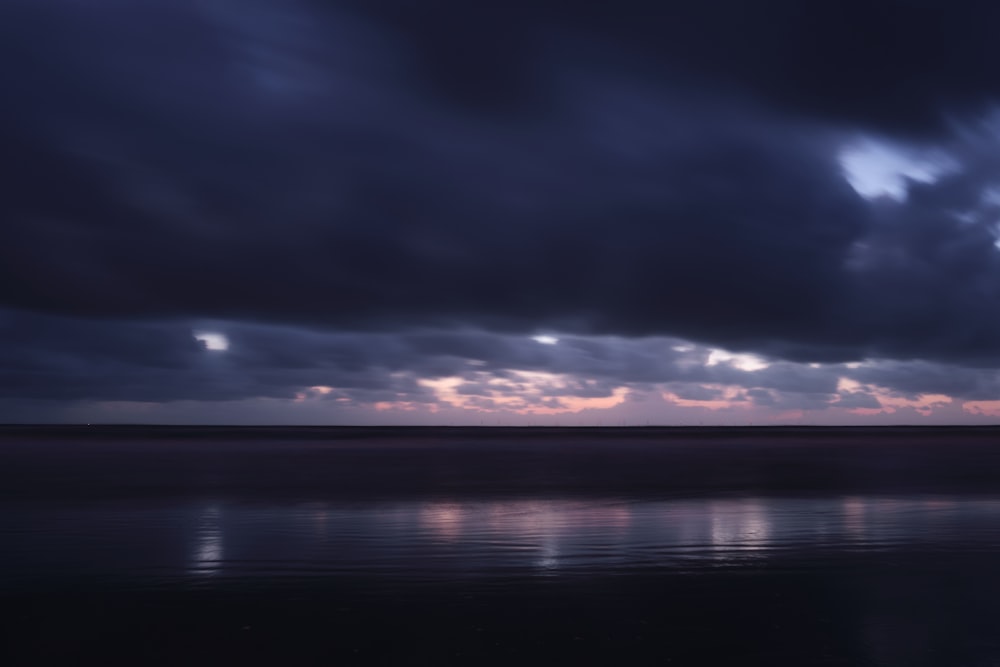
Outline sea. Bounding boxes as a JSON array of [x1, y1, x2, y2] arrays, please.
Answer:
[[4, 425, 1000, 666]]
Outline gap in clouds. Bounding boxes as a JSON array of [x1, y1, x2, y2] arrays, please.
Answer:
[[0, 311, 996, 425]]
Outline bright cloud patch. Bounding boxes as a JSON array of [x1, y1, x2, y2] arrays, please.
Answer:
[[705, 349, 769, 372], [838, 138, 954, 201], [193, 331, 229, 351]]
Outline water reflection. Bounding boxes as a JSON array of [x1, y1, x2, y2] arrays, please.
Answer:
[[843, 496, 867, 538], [420, 500, 635, 572], [709, 499, 772, 559], [169, 495, 1000, 579], [8, 495, 1000, 584], [312, 502, 328, 540], [189, 503, 223, 577], [420, 502, 464, 541]]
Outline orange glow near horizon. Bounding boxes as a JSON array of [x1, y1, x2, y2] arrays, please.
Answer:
[[962, 400, 1000, 416], [417, 371, 629, 415], [285, 373, 964, 421], [838, 377, 951, 415], [374, 400, 434, 412]]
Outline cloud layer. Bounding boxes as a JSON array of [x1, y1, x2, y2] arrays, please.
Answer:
[[2, 0, 1000, 423]]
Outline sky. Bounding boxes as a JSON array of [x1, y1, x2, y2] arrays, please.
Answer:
[[3, 0, 1000, 425]]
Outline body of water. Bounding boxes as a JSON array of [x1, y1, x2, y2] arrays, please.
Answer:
[[4, 426, 1000, 665]]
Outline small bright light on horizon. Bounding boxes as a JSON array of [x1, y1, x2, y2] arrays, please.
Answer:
[[194, 331, 229, 351], [532, 335, 559, 345]]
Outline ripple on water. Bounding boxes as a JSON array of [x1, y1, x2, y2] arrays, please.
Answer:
[[1, 494, 999, 588]]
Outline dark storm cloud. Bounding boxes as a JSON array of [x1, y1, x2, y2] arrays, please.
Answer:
[[3, 0, 1000, 413], [667, 384, 726, 402], [343, 0, 1000, 137], [3, 1, 866, 348], [840, 128, 1000, 363]]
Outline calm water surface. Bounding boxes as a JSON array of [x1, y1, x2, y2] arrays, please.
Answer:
[[3, 495, 999, 587]]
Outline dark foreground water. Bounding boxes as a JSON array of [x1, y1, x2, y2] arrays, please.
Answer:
[[5, 426, 1000, 665]]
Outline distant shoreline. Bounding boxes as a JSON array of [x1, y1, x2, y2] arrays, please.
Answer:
[[2, 423, 1000, 441]]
